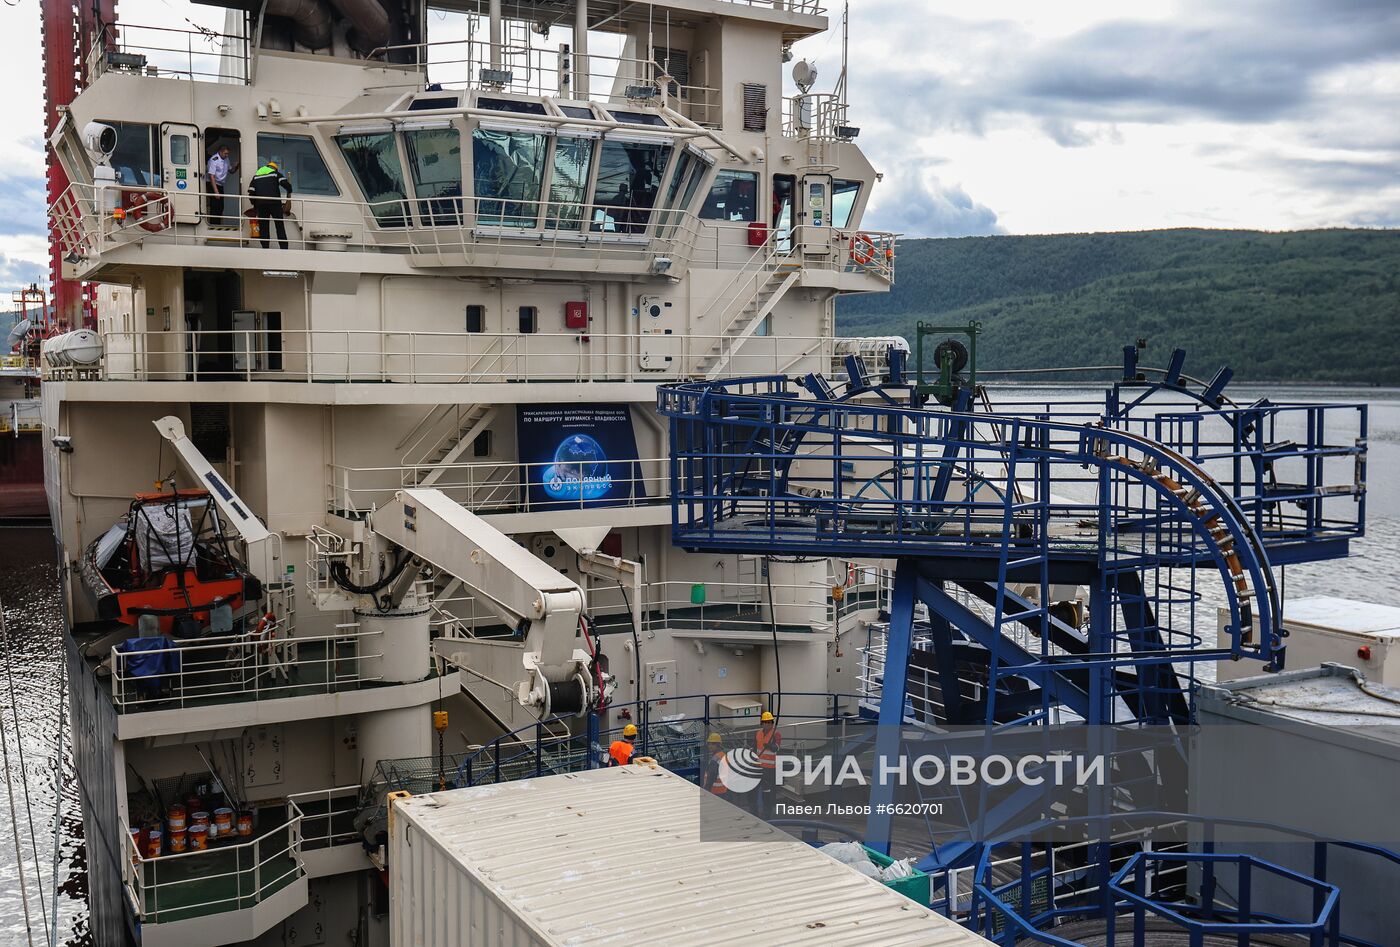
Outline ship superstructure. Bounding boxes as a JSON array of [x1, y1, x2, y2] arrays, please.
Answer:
[[42, 0, 898, 943], [38, 0, 1397, 943]]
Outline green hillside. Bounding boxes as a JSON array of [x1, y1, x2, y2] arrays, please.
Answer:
[[836, 228, 1400, 385]]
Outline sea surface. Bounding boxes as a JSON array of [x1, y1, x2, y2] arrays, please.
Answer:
[[0, 384, 1396, 945]]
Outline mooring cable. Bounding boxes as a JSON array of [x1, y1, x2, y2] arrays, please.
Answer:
[[2, 606, 50, 943], [0, 606, 38, 947]]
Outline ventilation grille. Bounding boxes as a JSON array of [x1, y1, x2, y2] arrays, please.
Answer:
[[653, 46, 689, 98], [742, 83, 768, 132]]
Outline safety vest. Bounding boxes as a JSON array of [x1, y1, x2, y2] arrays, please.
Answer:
[[708, 750, 727, 793], [608, 739, 635, 766], [755, 726, 781, 769]]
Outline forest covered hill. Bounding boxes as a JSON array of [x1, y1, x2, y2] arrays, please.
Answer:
[[836, 229, 1400, 384]]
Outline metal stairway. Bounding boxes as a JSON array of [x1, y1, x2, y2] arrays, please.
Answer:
[[398, 403, 496, 487], [695, 249, 801, 378]]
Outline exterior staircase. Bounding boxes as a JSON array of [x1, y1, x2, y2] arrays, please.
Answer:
[[399, 403, 497, 487], [694, 249, 801, 379]]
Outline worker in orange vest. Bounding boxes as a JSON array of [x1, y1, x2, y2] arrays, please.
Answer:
[[701, 732, 727, 794], [608, 723, 639, 766], [753, 711, 781, 818]]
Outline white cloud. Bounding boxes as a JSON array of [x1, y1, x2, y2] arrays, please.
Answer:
[[791, 0, 1400, 234]]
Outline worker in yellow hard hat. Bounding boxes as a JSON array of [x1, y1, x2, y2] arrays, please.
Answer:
[[608, 723, 639, 766], [701, 732, 727, 795], [753, 711, 781, 818]]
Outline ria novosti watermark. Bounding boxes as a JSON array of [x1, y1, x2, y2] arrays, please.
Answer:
[[770, 751, 1106, 789]]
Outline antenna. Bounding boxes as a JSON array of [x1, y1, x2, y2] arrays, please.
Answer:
[[792, 59, 817, 94], [837, 1, 849, 107]]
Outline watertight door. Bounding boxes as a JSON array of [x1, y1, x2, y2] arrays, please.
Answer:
[[160, 123, 201, 223], [799, 173, 833, 256]]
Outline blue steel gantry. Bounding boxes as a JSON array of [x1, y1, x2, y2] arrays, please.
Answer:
[[660, 351, 1365, 726], [658, 348, 1371, 942]]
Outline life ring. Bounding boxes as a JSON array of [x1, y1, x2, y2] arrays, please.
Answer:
[[850, 232, 877, 266], [137, 191, 172, 233]]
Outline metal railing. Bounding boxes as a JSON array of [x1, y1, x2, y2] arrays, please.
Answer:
[[88, 23, 250, 85], [109, 623, 384, 713], [1, 400, 42, 435], [286, 786, 362, 851], [1, 354, 40, 371], [52, 180, 897, 284], [370, 38, 721, 127], [783, 93, 852, 140], [122, 805, 304, 925], [446, 690, 864, 789], [55, 327, 847, 384], [434, 573, 883, 640], [327, 454, 669, 518], [966, 812, 1400, 947], [53, 182, 713, 268]]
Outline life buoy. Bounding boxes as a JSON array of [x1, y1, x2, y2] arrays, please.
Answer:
[[850, 232, 877, 266], [137, 191, 171, 233]]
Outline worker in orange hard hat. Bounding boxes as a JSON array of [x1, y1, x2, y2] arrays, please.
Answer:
[[608, 723, 639, 766], [753, 711, 781, 818], [701, 732, 727, 794]]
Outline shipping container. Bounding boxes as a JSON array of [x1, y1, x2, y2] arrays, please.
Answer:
[[1195, 664, 1400, 943], [389, 764, 989, 946], [1215, 597, 1400, 684]]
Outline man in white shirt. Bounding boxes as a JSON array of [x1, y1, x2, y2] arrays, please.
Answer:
[[206, 145, 236, 224]]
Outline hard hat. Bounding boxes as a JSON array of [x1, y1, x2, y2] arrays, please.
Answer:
[[622, 724, 638, 737], [760, 711, 775, 722], [707, 732, 723, 744], [266, 160, 279, 169]]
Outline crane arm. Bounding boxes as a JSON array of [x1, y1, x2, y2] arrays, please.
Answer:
[[369, 488, 591, 713]]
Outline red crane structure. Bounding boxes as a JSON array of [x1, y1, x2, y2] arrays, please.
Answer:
[[41, 0, 116, 329]]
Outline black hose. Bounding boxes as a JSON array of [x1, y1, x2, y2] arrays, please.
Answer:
[[329, 548, 413, 596], [617, 582, 642, 706], [764, 559, 782, 718]]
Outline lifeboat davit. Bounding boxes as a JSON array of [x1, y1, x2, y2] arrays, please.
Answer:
[[79, 489, 263, 634]]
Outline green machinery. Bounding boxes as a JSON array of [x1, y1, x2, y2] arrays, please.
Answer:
[[913, 321, 980, 404]]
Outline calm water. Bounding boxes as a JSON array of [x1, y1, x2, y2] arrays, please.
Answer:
[[0, 385, 1395, 944]]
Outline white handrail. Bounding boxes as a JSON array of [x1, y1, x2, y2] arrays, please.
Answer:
[[109, 624, 385, 713], [56, 327, 852, 384], [122, 803, 305, 923]]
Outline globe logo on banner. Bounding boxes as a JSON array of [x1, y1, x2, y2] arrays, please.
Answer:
[[517, 405, 642, 510], [543, 434, 613, 501]]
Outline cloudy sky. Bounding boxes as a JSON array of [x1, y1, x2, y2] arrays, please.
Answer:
[[1, 0, 1397, 294]]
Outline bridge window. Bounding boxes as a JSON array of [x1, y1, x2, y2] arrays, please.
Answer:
[[832, 179, 861, 229], [103, 121, 159, 187], [699, 169, 757, 222], [409, 95, 459, 111], [477, 97, 547, 116], [472, 128, 547, 228], [545, 137, 594, 231], [336, 132, 409, 227], [590, 139, 672, 234], [609, 110, 668, 127], [656, 148, 707, 235], [404, 126, 463, 226], [257, 133, 339, 196]]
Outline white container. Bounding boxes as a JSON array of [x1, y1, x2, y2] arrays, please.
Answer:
[[1216, 597, 1400, 684], [389, 766, 988, 947]]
